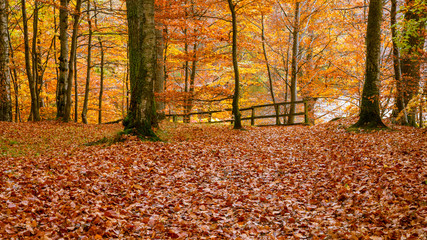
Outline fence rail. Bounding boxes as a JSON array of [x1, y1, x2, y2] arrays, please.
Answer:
[[166, 100, 308, 126]]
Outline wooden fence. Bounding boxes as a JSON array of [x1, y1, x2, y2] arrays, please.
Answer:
[[166, 100, 308, 126]]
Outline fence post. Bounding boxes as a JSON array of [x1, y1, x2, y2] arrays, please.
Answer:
[[173, 115, 177, 123], [304, 100, 308, 124], [251, 107, 255, 126], [209, 112, 212, 123]]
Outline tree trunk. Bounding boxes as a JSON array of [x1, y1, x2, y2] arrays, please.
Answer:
[[391, 0, 408, 125], [154, 28, 165, 117], [7, 31, 20, 122], [57, 0, 69, 120], [0, 0, 12, 121], [261, 14, 279, 125], [74, 47, 78, 122], [82, 0, 92, 124], [352, 0, 387, 128], [186, 43, 197, 123], [22, 0, 40, 121], [227, 0, 242, 129], [183, 42, 190, 123], [64, 0, 82, 122], [400, 0, 426, 126], [98, 38, 104, 124], [288, 2, 300, 124], [32, 1, 43, 120], [124, 0, 157, 137]]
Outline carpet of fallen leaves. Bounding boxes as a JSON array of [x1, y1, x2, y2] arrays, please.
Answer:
[[0, 119, 426, 239]]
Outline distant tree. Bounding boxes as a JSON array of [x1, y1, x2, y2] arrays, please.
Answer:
[[124, 0, 157, 137], [351, 0, 387, 128], [0, 0, 12, 121]]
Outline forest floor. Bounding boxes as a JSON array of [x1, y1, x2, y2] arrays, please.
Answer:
[[0, 119, 426, 239]]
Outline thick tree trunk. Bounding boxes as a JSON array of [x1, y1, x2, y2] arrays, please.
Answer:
[[0, 0, 12, 121], [22, 0, 40, 121], [261, 14, 280, 125], [64, 0, 82, 122], [57, 0, 69, 120], [352, 0, 387, 128], [124, 0, 157, 137], [288, 2, 300, 125], [227, 0, 242, 129], [400, 0, 426, 126], [82, 0, 92, 124]]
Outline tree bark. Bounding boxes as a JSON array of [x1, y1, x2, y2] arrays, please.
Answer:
[[32, 1, 44, 120], [400, 0, 426, 126], [64, 0, 82, 122], [57, 0, 69, 120], [82, 0, 92, 124], [124, 0, 157, 137], [352, 0, 387, 128], [227, 0, 242, 129], [21, 0, 40, 121], [0, 0, 12, 121], [186, 43, 197, 123], [98, 38, 104, 124], [288, 2, 300, 124], [154, 28, 165, 115], [7, 30, 20, 122], [261, 14, 280, 125], [74, 46, 78, 122], [391, 0, 408, 125]]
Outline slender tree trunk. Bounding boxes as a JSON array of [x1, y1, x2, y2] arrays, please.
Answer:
[[64, 0, 82, 122], [32, 1, 43, 120], [391, 0, 408, 125], [22, 0, 40, 121], [154, 28, 165, 115], [288, 2, 300, 124], [54, 5, 59, 98], [57, 0, 69, 119], [227, 0, 242, 129], [183, 29, 190, 123], [98, 38, 104, 124], [74, 49, 78, 122], [82, 0, 92, 124], [186, 43, 197, 121], [163, 27, 168, 94], [261, 14, 279, 125], [352, 0, 387, 128], [0, 0, 12, 121], [124, 0, 157, 137], [7, 29, 20, 122]]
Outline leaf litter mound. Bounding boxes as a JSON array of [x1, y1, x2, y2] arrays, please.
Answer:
[[0, 120, 426, 239]]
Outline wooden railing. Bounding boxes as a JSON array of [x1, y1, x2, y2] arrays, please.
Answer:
[[166, 100, 308, 126]]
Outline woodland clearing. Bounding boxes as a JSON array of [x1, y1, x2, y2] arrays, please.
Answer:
[[0, 119, 426, 239]]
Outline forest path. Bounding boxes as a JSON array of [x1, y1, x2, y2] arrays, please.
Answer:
[[0, 120, 426, 239]]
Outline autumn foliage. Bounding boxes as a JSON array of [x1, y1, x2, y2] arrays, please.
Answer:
[[1, 120, 426, 238]]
